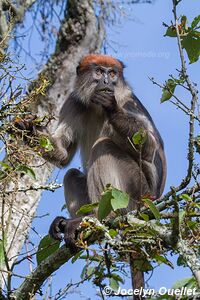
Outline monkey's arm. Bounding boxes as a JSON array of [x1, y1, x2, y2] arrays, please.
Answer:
[[39, 123, 77, 168], [14, 117, 77, 168], [93, 92, 162, 161], [109, 104, 160, 160]]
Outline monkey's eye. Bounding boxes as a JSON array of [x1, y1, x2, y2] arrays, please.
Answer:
[[95, 68, 103, 76], [109, 70, 117, 78]]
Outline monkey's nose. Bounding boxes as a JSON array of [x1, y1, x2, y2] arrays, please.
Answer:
[[103, 74, 109, 84]]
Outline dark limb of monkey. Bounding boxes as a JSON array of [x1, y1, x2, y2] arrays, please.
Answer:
[[92, 90, 161, 161], [49, 168, 91, 253], [14, 116, 77, 168], [49, 216, 82, 253]]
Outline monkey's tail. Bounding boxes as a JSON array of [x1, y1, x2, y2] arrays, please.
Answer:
[[129, 253, 145, 300]]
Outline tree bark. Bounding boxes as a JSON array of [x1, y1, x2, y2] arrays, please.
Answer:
[[0, 0, 104, 285]]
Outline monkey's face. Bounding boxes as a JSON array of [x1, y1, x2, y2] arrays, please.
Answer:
[[74, 62, 123, 107], [92, 65, 119, 94]]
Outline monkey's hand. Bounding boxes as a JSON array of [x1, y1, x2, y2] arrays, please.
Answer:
[[92, 91, 118, 113], [14, 115, 37, 136], [49, 216, 81, 253], [49, 216, 67, 241]]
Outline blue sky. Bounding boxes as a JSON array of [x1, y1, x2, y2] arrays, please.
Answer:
[[11, 0, 200, 299]]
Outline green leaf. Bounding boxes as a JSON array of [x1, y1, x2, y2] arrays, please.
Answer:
[[111, 273, 124, 284], [0, 240, 5, 267], [181, 16, 187, 29], [164, 26, 177, 37], [98, 189, 112, 221], [160, 79, 176, 102], [132, 129, 147, 145], [191, 15, 200, 29], [177, 255, 187, 267], [109, 229, 117, 238], [87, 266, 95, 277], [36, 235, 60, 265], [71, 250, 84, 263], [39, 137, 54, 151], [182, 32, 200, 63], [180, 194, 192, 202], [179, 210, 186, 224], [172, 277, 196, 289], [111, 188, 129, 211], [109, 277, 119, 291], [154, 255, 173, 268], [76, 202, 99, 216], [81, 265, 95, 279], [0, 161, 11, 170], [139, 213, 149, 222], [79, 254, 103, 262], [187, 220, 197, 230], [0, 170, 6, 180], [81, 265, 87, 280], [143, 198, 160, 220], [16, 165, 36, 180]]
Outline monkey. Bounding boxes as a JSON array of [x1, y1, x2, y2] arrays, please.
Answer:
[[16, 54, 166, 293], [44, 54, 166, 294]]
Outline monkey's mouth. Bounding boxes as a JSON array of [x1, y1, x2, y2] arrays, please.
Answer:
[[98, 88, 114, 93]]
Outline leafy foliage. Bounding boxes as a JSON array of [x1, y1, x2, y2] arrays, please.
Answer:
[[36, 235, 60, 265], [164, 15, 200, 63], [132, 129, 147, 145], [16, 165, 36, 180], [98, 185, 129, 220], [143, 198, 161, 220], [160, 79, 176, 102], [39, 137, 54, 152]]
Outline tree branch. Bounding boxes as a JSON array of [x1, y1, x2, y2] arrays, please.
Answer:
[[177, 239, 200, 288], [0, 0, 37, 49], [12, 245, 74, 300], [172, 0, 198, 190], [0, 0, 105, 286], [10, 214, 175, 299]]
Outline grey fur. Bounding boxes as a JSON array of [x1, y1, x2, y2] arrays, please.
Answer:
[[45, 61, 166, 216]]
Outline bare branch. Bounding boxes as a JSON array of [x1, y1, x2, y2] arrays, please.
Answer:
[[0, 0, 37, 49], [172, 0, 198, 190], [12, 246, 74, 300]]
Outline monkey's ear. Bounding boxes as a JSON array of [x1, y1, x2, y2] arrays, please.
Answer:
[[118, 59, 126, 69], [76, 65, 81, 75]]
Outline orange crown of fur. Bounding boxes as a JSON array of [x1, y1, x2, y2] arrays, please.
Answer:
[[78, 54, 124, 71]]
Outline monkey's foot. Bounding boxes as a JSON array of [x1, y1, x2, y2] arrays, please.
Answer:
[[49, 216, 82, 253], [49, 216, 68, 241], [63, 218, 82, 253]]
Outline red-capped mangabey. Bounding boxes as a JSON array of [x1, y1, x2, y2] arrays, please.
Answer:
[[47, 54, 166, 293]]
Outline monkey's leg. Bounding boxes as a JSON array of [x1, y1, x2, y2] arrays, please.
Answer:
[[63, 168, 90, 218], [49, 168, 90, 252], [87, 137, 150, 210], [87, 137, 146, 299]]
